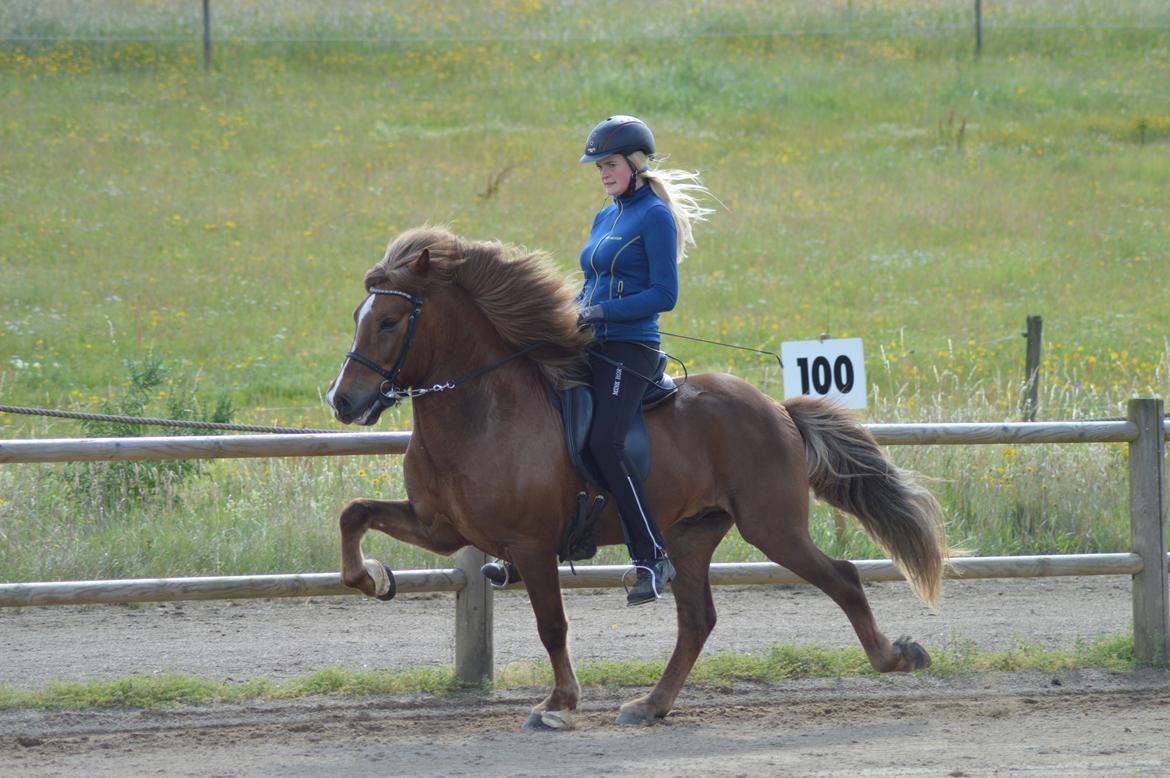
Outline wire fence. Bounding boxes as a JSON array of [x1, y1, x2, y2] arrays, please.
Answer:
[[4, 0, 1168, 47], [5, 22, 1170, 46]]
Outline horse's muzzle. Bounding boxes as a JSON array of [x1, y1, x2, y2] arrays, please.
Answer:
[[331, 390, 393, 426]]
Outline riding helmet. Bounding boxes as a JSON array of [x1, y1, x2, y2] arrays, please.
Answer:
[[579, 115, 656, 164]]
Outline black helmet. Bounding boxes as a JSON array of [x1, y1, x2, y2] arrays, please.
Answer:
[[579, 115, 655, 164]]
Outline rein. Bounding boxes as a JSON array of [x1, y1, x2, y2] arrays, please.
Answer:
[[343, 287, 549, 406]]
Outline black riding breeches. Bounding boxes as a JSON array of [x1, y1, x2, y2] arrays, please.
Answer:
[[586, 340, 667, 561]]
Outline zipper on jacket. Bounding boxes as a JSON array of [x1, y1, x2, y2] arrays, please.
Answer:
[[606, 236, 641, 302], [585, 200, 624, 308]]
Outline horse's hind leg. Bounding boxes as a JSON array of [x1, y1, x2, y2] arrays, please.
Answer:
[[618, 512, 734, 725], [738, 496, 930, 673]]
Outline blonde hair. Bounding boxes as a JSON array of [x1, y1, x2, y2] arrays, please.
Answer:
[[627, 150, 715, 263]]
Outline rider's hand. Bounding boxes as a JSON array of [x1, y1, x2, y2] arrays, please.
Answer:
[[576, 305, 602, 328]]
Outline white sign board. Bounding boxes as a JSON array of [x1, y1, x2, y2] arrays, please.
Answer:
[[781, 338, 867, 409]]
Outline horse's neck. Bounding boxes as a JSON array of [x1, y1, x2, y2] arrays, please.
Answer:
[[410, 293, 547, 446], [410, 339, 544, 446], [409, 370, 541, 471]]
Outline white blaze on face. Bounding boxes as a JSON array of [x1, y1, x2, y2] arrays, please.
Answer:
[[326, 293, 376, 409]]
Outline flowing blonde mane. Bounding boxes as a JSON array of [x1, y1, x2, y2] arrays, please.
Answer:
[[364, 226, 592, 388]]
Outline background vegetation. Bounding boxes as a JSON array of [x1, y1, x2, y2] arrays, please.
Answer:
[[1, 1, 1168, 581]]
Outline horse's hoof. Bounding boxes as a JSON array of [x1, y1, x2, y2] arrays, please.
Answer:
[[363, 559, 397, 601], [893, 636, 931, 670], [522, 710, 573, 731], [616, 701, 660, 726]]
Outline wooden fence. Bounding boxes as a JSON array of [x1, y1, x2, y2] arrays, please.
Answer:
[[1, 398, 1166, 684]]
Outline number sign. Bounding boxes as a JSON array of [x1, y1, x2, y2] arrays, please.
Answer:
[[781, 338, 867, 409]]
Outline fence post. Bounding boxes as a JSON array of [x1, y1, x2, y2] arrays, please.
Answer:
[[1128, 398, 1168, 665], [202, 0, 212, 72], [1022, 315, 1042, 421], [454, 547, 493, 685], [974, 0, 983, 59]]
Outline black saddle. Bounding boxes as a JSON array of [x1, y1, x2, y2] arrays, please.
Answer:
[[550, 352, 678, 489]]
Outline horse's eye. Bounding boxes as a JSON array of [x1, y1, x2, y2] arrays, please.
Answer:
[[379, 318, 399, 332]]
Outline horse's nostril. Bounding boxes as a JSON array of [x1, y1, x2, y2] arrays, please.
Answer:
[[333, 394, 351, 416]]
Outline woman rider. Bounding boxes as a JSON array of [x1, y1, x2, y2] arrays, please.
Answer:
[[485, 115, 713, 606]]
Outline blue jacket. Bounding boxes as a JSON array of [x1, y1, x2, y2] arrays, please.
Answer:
[[577, 184, 678, 343]]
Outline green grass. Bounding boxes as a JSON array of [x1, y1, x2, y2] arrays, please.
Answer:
[[0, 632, 1140, 711], [1, 2, 1169, 580]]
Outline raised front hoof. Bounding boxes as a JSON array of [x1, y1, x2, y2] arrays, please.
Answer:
[[522, 710, 573, 732], [616, 698, 665, 726], [363, 558, 397, 601], [892, 636, 932, 671]]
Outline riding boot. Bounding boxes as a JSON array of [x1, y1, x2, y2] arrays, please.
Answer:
[[626, 557, 675, 606], [480, 559, 522, 588]]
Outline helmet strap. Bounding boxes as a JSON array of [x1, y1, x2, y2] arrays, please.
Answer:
[[620, 155, 647, 197]]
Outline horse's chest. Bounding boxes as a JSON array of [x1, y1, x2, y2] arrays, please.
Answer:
[[403, 439, 508, 514], [404, 430, 561, 522]]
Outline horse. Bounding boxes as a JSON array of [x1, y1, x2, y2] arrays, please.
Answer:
[[326, 225, 947, 728]]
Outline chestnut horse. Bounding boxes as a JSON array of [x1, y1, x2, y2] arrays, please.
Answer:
[[327, 226, 947, 728]]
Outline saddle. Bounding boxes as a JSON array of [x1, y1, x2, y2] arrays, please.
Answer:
[[546, 352, 678, 563]]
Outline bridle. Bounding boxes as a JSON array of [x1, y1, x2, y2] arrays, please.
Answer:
[[343, 288, 430, 407], [342, 287, 548, 408]]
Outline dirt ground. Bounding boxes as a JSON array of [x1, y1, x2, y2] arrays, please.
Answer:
[[3, 576, 1170, 777]]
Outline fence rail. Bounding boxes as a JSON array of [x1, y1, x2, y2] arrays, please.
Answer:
[[4, 420, 1165, 464], [1, 398, 1166, 683], [0, 553, 1150, 608]]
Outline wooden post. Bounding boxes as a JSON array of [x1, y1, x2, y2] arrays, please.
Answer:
[[1022, 315, 1042, 421], [454, 547, 493, 686], [202, 0, 212, 72], [974, 0, 983, 59], [1128, 398, 1168, 666]]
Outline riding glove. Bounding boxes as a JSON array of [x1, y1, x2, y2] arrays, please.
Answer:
[[576, 305, 603, 328]]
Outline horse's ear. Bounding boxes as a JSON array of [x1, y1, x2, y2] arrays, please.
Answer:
[[410, 249, 430, 276]]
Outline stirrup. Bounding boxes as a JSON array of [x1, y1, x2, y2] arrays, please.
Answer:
[[480, 559, 521, 588], [623, 558, 675, 606]]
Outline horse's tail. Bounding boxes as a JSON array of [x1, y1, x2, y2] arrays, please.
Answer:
[[783, 395, 947, 609]]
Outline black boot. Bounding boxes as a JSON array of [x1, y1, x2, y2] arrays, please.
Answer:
[[480, 559, 522, 588], [626, 557, 675, 606]]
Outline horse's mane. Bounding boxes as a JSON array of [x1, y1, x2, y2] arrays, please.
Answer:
[[365, 226, 593, 389]]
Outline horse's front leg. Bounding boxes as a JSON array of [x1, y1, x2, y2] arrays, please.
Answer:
[[510, 549, 580, 731], [338, 498, 467, 597]]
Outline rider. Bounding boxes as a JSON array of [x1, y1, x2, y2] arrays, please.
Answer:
[[485, 115, 713, 606]]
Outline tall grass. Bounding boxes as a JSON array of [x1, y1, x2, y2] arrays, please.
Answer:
[[1, 2, 1167, 580]]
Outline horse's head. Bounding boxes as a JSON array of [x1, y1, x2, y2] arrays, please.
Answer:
[[326, 250, 432, 426], [328, 224, 594, 423]]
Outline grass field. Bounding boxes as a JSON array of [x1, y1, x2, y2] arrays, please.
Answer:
[[1, 1, 1168, 581]]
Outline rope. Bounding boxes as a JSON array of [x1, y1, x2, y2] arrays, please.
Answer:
[[0, 405, 341, 435]]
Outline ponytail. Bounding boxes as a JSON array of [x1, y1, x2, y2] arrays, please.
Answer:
[[628, 150, 716, 263]]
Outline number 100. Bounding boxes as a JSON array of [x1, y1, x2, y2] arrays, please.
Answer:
[[795, 356, 855, 395]]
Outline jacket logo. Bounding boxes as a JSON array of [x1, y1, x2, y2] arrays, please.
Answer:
[[606, 235, 623, 240]]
